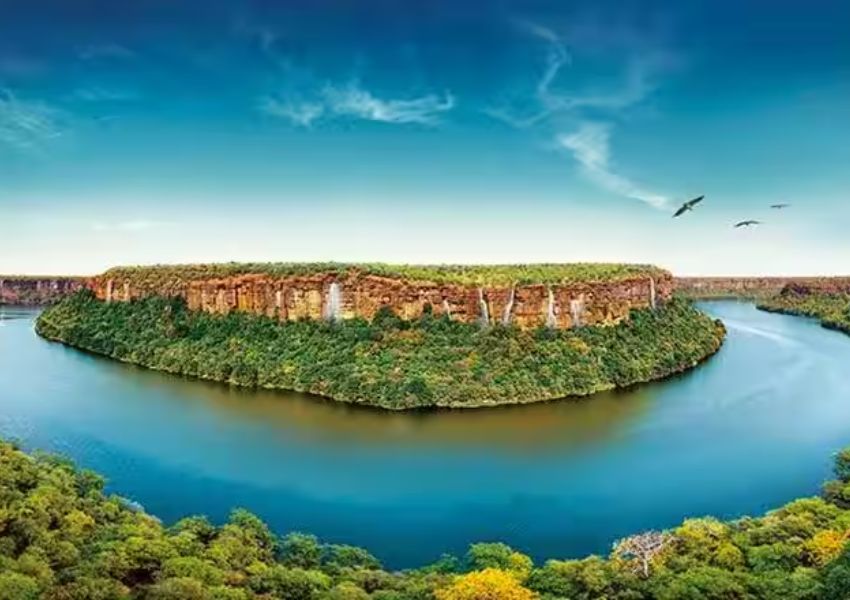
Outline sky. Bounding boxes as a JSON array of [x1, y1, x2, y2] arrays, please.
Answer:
[[1, 0, 849, 276]]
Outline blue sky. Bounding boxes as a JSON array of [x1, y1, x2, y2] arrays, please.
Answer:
[[2, 0, 849, 275]]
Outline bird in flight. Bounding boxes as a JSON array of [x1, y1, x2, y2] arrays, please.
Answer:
[[734, 220, 762, 228], [770, 203, 791, 209], [672, 195, 704, 218]]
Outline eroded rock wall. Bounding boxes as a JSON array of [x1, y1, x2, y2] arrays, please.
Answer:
[[0, 277, 85, 305], [674, 277, 850, 299], [89, 271, 672, 330]]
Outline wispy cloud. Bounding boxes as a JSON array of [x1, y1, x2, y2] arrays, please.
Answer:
[[259, 96, 324, 127], [260, 82, 455, 127], [91, 220, 174, 232], [490, 19, 676, 210], [490, 21, 666, 127], [557, 122, 668, 209], [0, 89, 62, 152], [322, 83, 454, 125], [544, 57, 659, 113]]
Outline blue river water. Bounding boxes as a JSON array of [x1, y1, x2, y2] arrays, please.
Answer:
[[2, 301, 850, 568]]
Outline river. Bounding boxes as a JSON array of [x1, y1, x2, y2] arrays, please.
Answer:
[[2, 301, 849, 568]]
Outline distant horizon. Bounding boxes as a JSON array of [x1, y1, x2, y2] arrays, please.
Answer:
[[4, 260, 850, 280]]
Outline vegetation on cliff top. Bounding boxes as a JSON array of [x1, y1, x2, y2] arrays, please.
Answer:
[[4, 437, 850, 599], [37, 291, 723, 409], [99, 262, 666, 288], [0, 275, 82, 281], [759, 291, 850, 334]]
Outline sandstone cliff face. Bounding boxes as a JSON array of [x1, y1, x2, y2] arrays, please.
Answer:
[[90, 271, 672, 330], [0, 277, 85, 305], [777, 279, 850, 296], [674, 277, 850, 299]]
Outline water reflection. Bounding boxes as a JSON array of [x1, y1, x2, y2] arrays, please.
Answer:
[[115, 365, 654, 451]]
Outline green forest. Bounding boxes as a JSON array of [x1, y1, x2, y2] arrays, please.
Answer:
[[3, 438, 850, 599], [97, 262, 665, 289], [759, 292, 850, 335], [35, 292, 723, 409]]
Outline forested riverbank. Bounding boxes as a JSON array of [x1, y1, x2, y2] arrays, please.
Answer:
[[3, 438, 850, 599], [35, 291, 724, 409], [759, 292, 850, 335]]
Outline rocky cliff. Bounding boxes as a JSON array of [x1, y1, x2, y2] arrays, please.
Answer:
[[674, 276, 850, 299], [0, 277, 85, 305], [88, 265, 672, 330]]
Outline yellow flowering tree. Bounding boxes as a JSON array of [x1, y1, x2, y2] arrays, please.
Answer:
[[435, 568, 537, 600]]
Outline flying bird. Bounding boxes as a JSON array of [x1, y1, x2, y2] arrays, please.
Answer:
[[672, 195, 704, 218], [770, 203, 791, 209], [734, 220, 762, 228]]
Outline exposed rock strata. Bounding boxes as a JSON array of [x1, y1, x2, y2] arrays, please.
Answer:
[[89, 270, 673, 330], [674, 276, 850, 299], [0, 277, 85, 305]]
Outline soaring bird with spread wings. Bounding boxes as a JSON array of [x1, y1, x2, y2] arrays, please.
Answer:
[[770, 203, 791, 209], [734, 220, 762, 228], [672, 195, 704, 218]]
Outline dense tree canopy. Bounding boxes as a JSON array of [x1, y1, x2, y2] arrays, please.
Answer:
[[35, 292, 724, 409], [760, 291, 850, 334], [2, 439, 850, 598]]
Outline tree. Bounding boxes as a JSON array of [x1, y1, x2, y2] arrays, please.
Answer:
[[0, 573, 39, 600], [323, 544, 380, 571], [325, 581, 371, 600], [822, 547, 850, 600], [526, 556, 629, 599], [146, 577, 208, 600], [436, 569, 537, 600], [651, 567, 748, 600], [834, 448, 850, 482], [246, 563, 331, 599], [280, 532, 322, 569], [466, 543, 533, 581], [613, 531, 674, 578], [804, 530, 848, 567]]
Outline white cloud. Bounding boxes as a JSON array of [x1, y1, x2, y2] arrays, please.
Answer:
[[322, 83, 454, 125], [489, 20, 670, 128], [488, 21, 675, 212], [91, 220, 174, 232], [543, 57, 657, 113], [259, 97, 324, 127], [261, 82, 455, 127], [0, 89, 62, 151], [558, 122, 668, 209]]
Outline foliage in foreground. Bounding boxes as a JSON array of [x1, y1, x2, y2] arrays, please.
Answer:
[[4, 439, 850, 599], [36, 292, 724, 409], [97, 262, 666, 288], [759, 291, 850, 334]]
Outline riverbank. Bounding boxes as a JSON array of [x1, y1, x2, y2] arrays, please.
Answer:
[[36, 291, 725, 410], [758, 291, 850, 335], [3, 436, 850, 598]]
